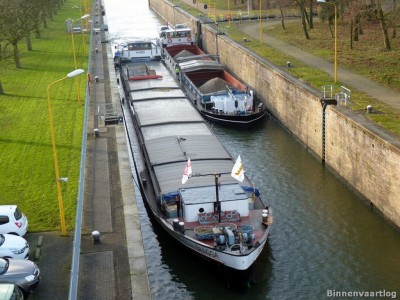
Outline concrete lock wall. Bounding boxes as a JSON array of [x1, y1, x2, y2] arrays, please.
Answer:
[[149, 0, 400, 229]]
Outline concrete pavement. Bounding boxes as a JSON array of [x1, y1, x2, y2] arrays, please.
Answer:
[[77, 5, 151, 300]]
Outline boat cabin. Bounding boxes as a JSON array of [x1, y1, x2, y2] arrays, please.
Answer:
[[114, 40, 162, 64], [179, 184, 250, 223], [159, 28, 196, 47]]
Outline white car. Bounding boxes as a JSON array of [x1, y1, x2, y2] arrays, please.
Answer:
[[0, 206, 28, 236], [0, 283, 24, 300], [0, 234, 29, 260]]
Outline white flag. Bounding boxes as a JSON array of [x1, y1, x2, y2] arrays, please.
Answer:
[[231, 155, 245, 182], [182, 158, 192, 184]]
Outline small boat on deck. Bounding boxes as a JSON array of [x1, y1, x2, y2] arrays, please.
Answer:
[[113, 38, 162, 67], [114, 38, 273, 283], [158, 23, 197, 48]]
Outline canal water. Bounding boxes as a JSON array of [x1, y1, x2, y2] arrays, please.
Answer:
[[103, 0, 400, 299]]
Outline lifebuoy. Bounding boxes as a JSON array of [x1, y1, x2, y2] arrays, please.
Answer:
[[168, 39, 172, 43], [187, 37, 192, 42]]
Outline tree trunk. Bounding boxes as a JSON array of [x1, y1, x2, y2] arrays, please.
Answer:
[[279, 6, 285, 30], [375, 1, 391, 50], [42, 15, 47, 29], [328, 19, 334, 38], [304, 6, 310, 26], [26, 34, 32, 51], [392, 0, 397, 38], [0, 81, 3, 94], [308, 0, 314, 29], [350, 19, 353, 50], [353, 15, 359, 41], [13, 43, 21, 68], [35, 27, 41, 39], [301, 6, 310, 39]]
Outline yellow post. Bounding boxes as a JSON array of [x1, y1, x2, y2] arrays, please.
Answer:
[[214, 0, 217, 23], [228, 0, 230, 27], [70, 19, 81, 101], [80, 15, 90, 63], [334, 3, 337, 83], [259, 0, 262, 44], [46, 69, 84, 236]]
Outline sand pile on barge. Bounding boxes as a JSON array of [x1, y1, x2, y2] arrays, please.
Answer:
[[199, 77, 230, 94], [174, 50, 195, 59]]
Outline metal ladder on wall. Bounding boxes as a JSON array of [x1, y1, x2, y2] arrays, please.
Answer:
[[321, 85, 351, 164]]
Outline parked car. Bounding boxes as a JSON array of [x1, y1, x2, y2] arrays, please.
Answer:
[[0, 234, 29, 260], [0, 206, 28, 237], [0, 258, 40, 296], [0, 283, 24, 300]]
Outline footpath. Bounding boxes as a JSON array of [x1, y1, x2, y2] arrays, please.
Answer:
[[28, 10, 151, 300], [76, 7, 152, 300]]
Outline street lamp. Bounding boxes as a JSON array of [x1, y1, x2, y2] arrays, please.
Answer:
[[228, 0, 230, 27], [80, 14, 90, 60], [259, 0, 262, 44], [71, 14, 90, 101], [318, 0, 337, 83], [47, 68, 85, 236]]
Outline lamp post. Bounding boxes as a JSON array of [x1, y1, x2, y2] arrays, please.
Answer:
[[228, 0, 230, 27], [47, 69, 85, 236], [259, 0, 262, 44], [318, 0, 337, 83], [71, 14, 90, 101], [80, 14, 90, 60]]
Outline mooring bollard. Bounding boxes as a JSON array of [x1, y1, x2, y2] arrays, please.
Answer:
[[92, 231, 101, 243], [95, 76, 99, 83], [94, 128, 99, 137]]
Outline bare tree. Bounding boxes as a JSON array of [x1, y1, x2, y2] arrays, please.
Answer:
[[390, 0, 398, 38], [294, 0, 310, 39], [308, 0, 315, 29], [0, 0, 53, 67], [274, 0, 294, 29], [344, 0, 368, 49], [0, 0, 26, 68], [374, 0, 391, 50], [318, 1, 336, 38]]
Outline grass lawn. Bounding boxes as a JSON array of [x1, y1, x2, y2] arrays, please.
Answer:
[[0, 0, 89, 232]]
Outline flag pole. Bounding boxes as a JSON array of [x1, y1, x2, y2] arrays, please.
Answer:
[[214, 173, 221, 223]]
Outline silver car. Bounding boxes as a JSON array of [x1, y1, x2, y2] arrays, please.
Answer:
[[0, 258, 40, 296]]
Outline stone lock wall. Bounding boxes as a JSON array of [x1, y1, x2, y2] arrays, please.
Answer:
[[149, 0, 400, 229], [325, 109, 400, 225]]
